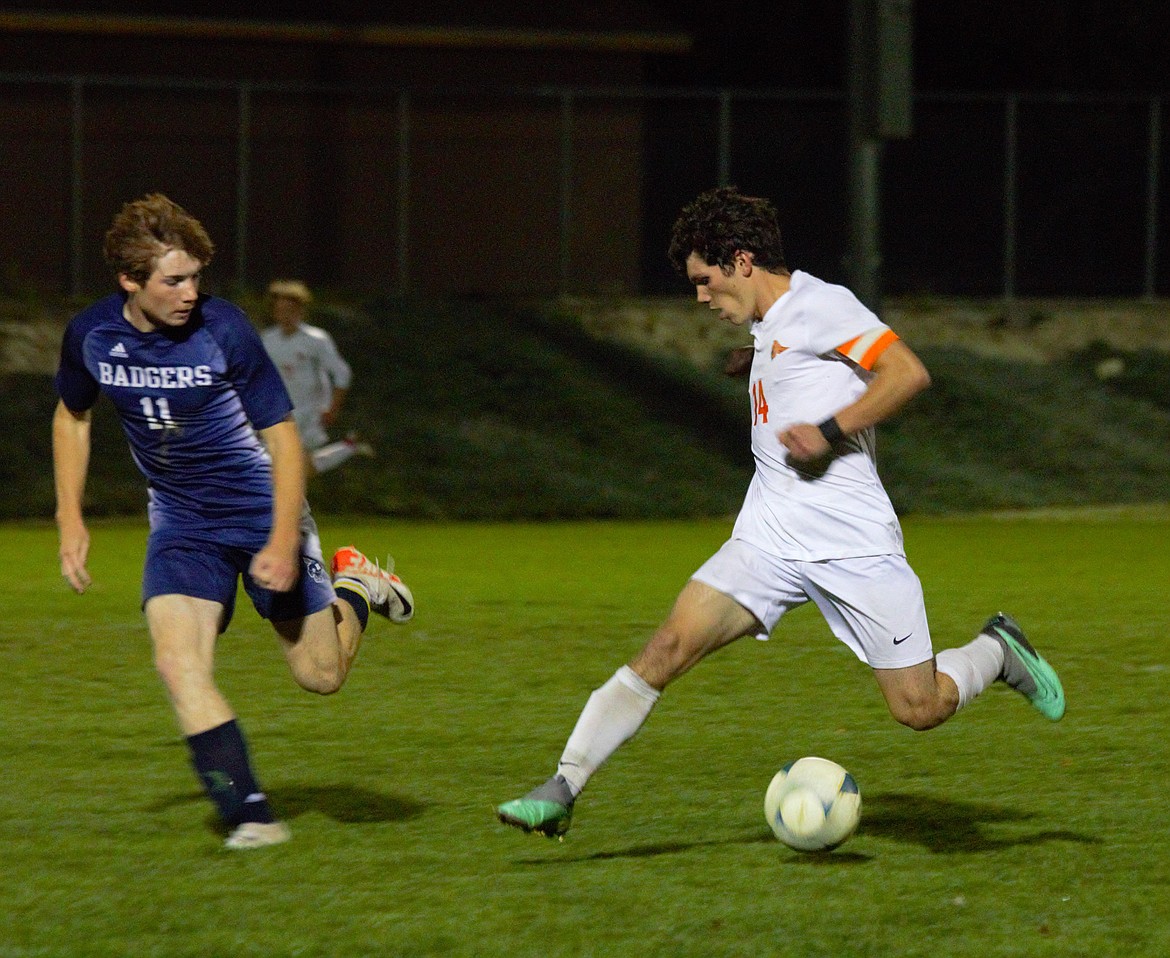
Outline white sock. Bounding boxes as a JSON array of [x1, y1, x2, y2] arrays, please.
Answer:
[[312, 440, 358, 473], [557, 665, 660, 797], [936, 634, 1005, 711]]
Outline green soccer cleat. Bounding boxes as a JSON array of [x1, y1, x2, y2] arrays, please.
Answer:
[[496, 775, 575, 839], [982, 612, 1066, 721]]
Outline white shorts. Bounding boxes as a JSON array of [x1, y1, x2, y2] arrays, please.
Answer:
[[691, 537, 933, 670], [294, 412, 328, 452]]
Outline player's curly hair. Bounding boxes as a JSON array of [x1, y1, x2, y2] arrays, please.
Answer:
[[667, 186, 787, 275], [103, 193, 215, 283]]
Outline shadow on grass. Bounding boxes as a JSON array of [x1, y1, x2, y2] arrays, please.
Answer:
[[515, 790, 1100, 864], [271, 783, 428, 824], [148, 782, 427, 826], [516, 832, 825, 866], [859, 791, 1101, 853]]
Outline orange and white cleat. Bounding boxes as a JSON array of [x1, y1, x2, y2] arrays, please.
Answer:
[[331, 545, 415, 623]]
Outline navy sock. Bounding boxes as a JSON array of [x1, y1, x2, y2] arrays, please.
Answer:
[[186, 719, 275, 826], [334, 585, 370, 631]]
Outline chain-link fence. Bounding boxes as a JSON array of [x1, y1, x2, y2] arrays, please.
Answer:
[[0, 73, 1164, 299]]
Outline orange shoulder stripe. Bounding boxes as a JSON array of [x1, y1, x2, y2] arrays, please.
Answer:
[[836, 328, 899, 370]]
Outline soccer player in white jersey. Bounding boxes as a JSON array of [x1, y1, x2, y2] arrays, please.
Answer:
[[53, 194, 414, 850], [497, 186, 1065, 838], [260, 279, 374, 475]]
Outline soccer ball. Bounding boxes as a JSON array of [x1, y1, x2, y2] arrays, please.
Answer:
[[764, 757, 861, 852]]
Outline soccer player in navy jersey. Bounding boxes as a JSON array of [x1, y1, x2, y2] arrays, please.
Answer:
[[52, 193, 415, 850]]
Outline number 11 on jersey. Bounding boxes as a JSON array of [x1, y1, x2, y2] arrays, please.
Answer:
[[140, 396, 177, 430], [751, 379, 769, 424]]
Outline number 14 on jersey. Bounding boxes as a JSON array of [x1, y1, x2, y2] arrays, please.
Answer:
[[751, 379, 769, 424]]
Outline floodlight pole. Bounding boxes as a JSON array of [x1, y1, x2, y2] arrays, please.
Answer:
[[846, 0, 913, 313], [847, 127, 883, 312]]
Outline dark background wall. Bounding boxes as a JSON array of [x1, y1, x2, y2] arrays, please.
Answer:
[[2, 2, 1169, 299]]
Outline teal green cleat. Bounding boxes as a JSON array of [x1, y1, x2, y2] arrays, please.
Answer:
[[983, 612, 1066, 721], [496, 775, 575, 839]]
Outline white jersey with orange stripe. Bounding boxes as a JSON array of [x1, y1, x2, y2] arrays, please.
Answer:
[[731, 270, 906, 561], [260, 321, 353, 449]]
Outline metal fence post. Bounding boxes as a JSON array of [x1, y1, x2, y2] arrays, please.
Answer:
[[717, 90, 732, 187], [235, 81, 251, 289], [558, 92, 574, 295], [1002, 94, 1018, 301], [396, 90, 411, 295], [70, 78, 84, 298], [846, 135, 882, 310], [1144, 96, 1161, 300]]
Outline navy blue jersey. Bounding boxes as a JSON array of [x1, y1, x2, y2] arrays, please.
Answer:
[[55, 293, 294, 541]]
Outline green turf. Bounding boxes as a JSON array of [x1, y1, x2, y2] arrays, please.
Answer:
[[3, 514, 1169, 957]]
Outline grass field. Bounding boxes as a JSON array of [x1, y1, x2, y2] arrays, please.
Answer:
[[3, 513, 1169, 957]]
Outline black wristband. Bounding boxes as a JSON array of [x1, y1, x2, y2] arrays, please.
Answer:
[[817, 416, 845, 444]]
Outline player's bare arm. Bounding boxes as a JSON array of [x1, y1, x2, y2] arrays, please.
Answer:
[[250, 417, 307, 592], [51, 399, 94, 593], [779, 340, 931, 461]]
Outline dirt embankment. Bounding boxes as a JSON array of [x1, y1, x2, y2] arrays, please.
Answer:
[[5, 297, 1170, 375], [563, 296, 1170, 368], [0, 303, 72, 375]]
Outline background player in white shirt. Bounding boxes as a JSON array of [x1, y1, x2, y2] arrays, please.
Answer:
[[497, 186, 1065, 839], [261, 280, 374, 475]]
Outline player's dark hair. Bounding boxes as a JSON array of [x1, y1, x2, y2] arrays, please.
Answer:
[[103, 193, 215, 283], [668, 186, 787, 275]]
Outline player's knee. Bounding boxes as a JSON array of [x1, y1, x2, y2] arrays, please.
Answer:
[[650, 621, 687, 660], [632, 622, 700, 688], [887, 691, 948, 731], [291, 658, 345, 695], [153, 648, 202, 694], [656, 621, 694, 664], [294, 666, 344, 695]]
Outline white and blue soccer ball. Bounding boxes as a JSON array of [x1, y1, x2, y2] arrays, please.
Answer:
[[764, 756, 861, 852]]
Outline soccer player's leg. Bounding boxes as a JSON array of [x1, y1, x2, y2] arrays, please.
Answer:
[[147, 594, 234, 735], [298, 419, 328, 478], [496, 579, 757, 838], [274, 604, 354, 695], [831, 549, 1066, 723], [311, 434, 376, 474], [146, 592, 287, 849], [806, 554, 961, 731], [331, 545, 415, 624], [495, 774, 578, 838], [260, 530, 364, 693], [276, 544, 416, 693], [980, 612, 1066, 720], [873, 659, 960, 731]]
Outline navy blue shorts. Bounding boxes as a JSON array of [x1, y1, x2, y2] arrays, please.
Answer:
[[142, 524, 335, 632]]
